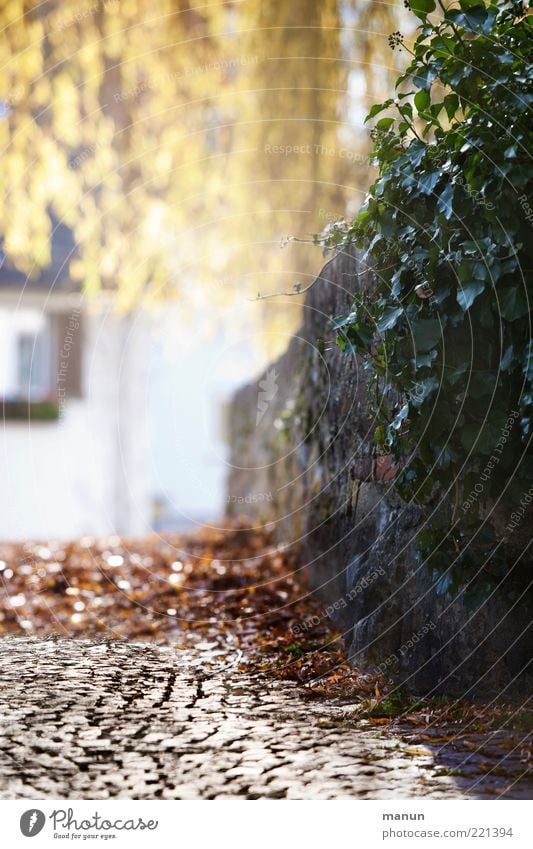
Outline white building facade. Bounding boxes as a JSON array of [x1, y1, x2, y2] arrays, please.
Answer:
[[0, 224, 264, 541], [0, 289, 152, 540]]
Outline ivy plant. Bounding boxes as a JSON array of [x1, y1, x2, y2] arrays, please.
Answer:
[[317, 0, 533, 600]]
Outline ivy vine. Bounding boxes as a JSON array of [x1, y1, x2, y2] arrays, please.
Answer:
[[317, 0, 533, 601]]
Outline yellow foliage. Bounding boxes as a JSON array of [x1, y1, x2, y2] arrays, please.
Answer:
[[0, 0, 401, 344]]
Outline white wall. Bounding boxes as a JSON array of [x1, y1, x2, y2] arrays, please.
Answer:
[[0, 296, 268, 541], [146, 302, 268, 532]]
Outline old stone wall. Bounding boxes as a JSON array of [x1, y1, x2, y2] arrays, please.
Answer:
[[226, 249, 532, 697]]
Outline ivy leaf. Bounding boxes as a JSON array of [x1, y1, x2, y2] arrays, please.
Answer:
[[413, 66, 437, 91], [443, 93, 459, 121], [447, 361, 469, 385], [438, 183, 455, 219], [499, 345, 514, 371], [412, 319, 442, 351], [336, 334, 358, 356], [447, 6, 492, 35], [373, 425, 384, 446], [522, 342, 533, 381], [390, 268, 404, 298], [410, 375, 439, 407], [414, 89, 430, 112], [499, 287, 529, 321], [365, 100, 393, 123], [351, 323, 374, 348], [469, 372, 498, 399], [462, 419, 507, 454], [456, 280, 485, 311], [418, 170, 440, 195], [375, 116, 395, 131], [459, 0, 486, 8], [407, 139, 428, 169], [389, 403, 410, 433], [415, 349, 438, 369], [330, 312, 356, 331], [377, 305, 404, 333]]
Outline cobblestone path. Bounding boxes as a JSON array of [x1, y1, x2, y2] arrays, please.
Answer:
[[0, 637, 531, 800]]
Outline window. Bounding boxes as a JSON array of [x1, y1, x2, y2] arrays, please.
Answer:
[[0, 306, 83, 419], [16, 330, 51, 401]]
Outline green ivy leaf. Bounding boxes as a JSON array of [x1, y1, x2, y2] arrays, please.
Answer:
[[365, 99, 393, 123], [499, 287, 529, 321], [413, 66, 437, 91], [456, 280, 485, 311], [499, 344, 514, 371], [410, 375, 440, 407], [375, 116, 395, 131], [438, 183, 455, 219], [389, 403, 410, 434], [415, 349, 438, 369], [414, 89, 430, 112], [447, 6, 492, 35], [443, 93, 459, 121], [374, 425, 387, 446], [418, 170, 440, 195], [330, 312, 356, 331], [409, 0, 436, 20], [377, 305, 404, 333], [461, 419, 507, 454], [459, 0, 486, 9], [412, 319, 442, 351]]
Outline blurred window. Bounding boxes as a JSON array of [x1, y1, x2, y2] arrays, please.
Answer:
[[0, 307, 83, 403]]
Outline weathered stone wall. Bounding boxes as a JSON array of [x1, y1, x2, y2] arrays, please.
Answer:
[[227, 249, 532, 697]]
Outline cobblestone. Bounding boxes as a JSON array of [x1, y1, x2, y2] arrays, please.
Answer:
[[0, 636, 531, 799]]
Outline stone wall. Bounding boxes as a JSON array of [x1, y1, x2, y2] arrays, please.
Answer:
[[226, 249, 532, 697]]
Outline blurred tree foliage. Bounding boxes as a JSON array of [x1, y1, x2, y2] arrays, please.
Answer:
[[0, 0, 402, 332]]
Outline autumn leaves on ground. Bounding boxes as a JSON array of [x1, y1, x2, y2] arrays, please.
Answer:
[[0, 523, 531, 757], [0, 524, 353, 687]]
